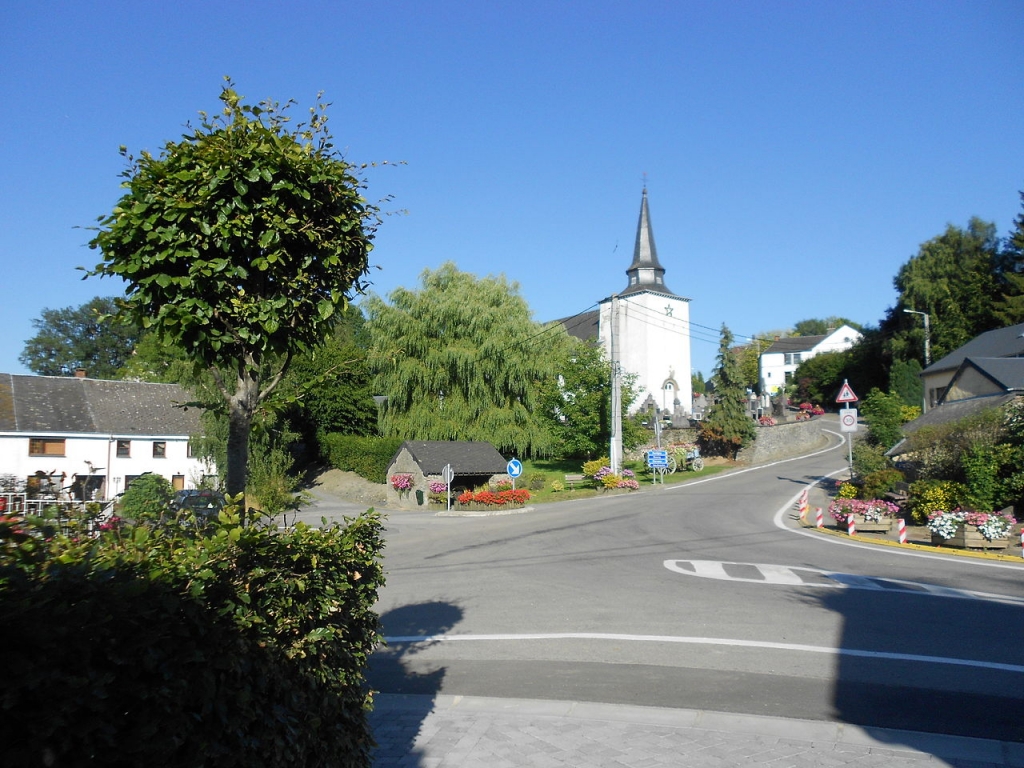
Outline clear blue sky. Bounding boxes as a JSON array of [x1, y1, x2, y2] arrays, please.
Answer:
[[2, 1, 1022, 378]]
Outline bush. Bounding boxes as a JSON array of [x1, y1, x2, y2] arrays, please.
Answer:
[[906, 479, 969, 525], [0, 504, 385, 767], [319, 433, 403, 484], [582, 457, 610, 479], [859, 469, 904, 501], [852, 442, 892, 478], [118, 473, 173, 523]]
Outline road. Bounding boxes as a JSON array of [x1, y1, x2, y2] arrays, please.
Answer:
[[353, 429, 1024, 743]]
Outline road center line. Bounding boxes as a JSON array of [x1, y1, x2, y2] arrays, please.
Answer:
[[381, 633, 1024, 674]]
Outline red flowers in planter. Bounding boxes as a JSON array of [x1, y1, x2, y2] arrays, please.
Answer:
[[457, 488, 530, 506]]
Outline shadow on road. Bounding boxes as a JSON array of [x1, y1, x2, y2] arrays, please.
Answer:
[[813, 584, 1024, 750], [367, 601, 463, 766]]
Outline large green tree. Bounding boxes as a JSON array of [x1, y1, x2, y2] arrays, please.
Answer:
[[538, 338, 643, 459], [366, 263, 562, 457], [20, 297, 141, 378], [792, 317, 860, 336], [86, 83, 379, 501], [882, 218, 1000, 365], [993, 190, 1024, 326], [700, 325, 756, 458]]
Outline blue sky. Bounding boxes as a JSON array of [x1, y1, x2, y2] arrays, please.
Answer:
[[2, 1, 1022, 378]]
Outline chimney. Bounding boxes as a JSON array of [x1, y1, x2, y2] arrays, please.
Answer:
[[74, 368, 87, 378]]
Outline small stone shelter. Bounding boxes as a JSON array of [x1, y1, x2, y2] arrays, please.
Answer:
[[386, 440, 510, 509]]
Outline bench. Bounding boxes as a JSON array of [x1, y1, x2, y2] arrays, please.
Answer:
[[885, 481, 911, 503], [564, 473, 586, 489]]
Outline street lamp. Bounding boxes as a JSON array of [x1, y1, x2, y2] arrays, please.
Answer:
[[902, 308, 931, 366], [371, 395, 388, 435]]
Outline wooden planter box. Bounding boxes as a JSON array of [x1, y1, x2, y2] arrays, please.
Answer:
[[841, 514, 894, 533], [932, 525, 1009, 550]]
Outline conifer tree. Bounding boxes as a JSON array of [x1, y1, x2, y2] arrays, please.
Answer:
[[701, 325, 756, 457]]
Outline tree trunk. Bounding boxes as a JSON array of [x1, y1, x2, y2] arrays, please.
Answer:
[[225, 369, 261, 518]]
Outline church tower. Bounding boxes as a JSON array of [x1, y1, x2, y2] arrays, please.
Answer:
[[597, 189, 693, 421]]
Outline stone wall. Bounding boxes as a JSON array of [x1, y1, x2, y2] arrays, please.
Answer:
[[736, 418, 830, 465]]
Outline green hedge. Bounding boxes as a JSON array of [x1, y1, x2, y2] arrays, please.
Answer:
[[1, 505, 385, 768], [319, 433, 403, 484]]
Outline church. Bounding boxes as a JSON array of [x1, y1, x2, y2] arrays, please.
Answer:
[[561, 189, 693, 424]]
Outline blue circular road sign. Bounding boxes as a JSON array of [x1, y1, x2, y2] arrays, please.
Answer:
[[507, 458, 523, 478]]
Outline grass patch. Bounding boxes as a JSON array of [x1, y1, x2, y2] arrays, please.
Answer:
[[516, 458, 728, 504]]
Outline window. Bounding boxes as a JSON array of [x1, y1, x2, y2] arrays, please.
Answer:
[[784, 353, 803, 366], [153, 441, 166, 458], [116, 440, 131, 458], [29, 438, 65, 457]]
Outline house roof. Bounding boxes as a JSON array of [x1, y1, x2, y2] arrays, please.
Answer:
[[393, 440, 509, 475], [763, 334, 829, 354], [888, 392, 1019, 457], [924, 322, 1024, 375], [0, 373, 202, 436], [557, 309, 600, 342]]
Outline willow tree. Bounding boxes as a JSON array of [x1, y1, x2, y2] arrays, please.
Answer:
[[86, 82, 379, 501], [366, 263, 562, 457]]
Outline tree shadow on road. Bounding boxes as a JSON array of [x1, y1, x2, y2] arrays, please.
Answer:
[[812, 583, 1024, 755], [366, 601, 463, 767]]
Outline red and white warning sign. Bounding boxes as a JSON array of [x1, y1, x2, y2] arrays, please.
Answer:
[[836, 381, 859, 403]]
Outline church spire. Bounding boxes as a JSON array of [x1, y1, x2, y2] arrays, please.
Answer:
[[624, 187, 673, 295]]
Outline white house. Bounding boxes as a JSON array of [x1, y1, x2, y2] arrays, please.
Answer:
[[561, 189, 693, 420], [0, 372, 213, 500], [759, 325, 862, 395]]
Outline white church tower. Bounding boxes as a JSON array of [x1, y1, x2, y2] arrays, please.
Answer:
[[597, 189, 693, 421]]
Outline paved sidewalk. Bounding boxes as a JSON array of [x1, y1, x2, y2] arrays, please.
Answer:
[[369, 694, 1024, 767]]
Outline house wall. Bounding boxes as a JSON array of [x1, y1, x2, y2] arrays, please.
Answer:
[[921, 369, 954, 410], [386, 447, 428, 509], [759, 325, 862, 395], [598, 292, 693, 415], [0, 432, 210, 499], [944, 367, 1003, 403]]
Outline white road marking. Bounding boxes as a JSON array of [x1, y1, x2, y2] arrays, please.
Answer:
[[380, 632, 1024, 674], [663, 559, 1024, 606]]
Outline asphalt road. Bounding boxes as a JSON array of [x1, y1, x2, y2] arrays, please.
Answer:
[[315, 428, 1024, 744]]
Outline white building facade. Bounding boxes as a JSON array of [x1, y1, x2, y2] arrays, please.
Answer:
[[0, 373, 212, 500], [758, 324, 862, 395]]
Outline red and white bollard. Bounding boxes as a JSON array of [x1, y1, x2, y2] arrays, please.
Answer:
[[796, 489, 809, 522], [847, 515, 856, 536], [898, 518, 907, 545], [1020, 529, 1024, 558], [815, 507, 823, 529]]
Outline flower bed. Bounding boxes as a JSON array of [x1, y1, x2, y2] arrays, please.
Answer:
[[829, 498, 898, 532], [456, 488, 531, 508], [927, 509, 1016, 548]]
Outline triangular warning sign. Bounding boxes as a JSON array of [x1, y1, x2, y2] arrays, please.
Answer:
[[836, 381, 859, 403]]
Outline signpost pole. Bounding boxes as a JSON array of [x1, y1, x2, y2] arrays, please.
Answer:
[[835, 379, 859, 481]]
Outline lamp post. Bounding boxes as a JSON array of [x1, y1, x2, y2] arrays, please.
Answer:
[[902, 309, 931, 366]]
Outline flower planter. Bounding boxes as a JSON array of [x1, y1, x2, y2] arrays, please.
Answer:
[[848, 513, 893, 533], [932, 524, 1009, 550]]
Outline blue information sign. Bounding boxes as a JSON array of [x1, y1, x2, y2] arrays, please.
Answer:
[[647, 450, 669, 468], [507, 458, 523, 477]]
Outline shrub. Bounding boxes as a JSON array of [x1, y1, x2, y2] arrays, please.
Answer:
[[852, 442, 892, 478], [118, 473, 173, 523], [551, 480, 564, 493], [906, 479, 969, 525], [0, 504, 385, 767], [859, 469, 904, 501], [582, 457, 610, 478], [319, 433, 403, 483], [835, 481, 859, 499]]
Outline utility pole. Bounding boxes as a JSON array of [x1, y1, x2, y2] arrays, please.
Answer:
[[609, 294, 622, 475]]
